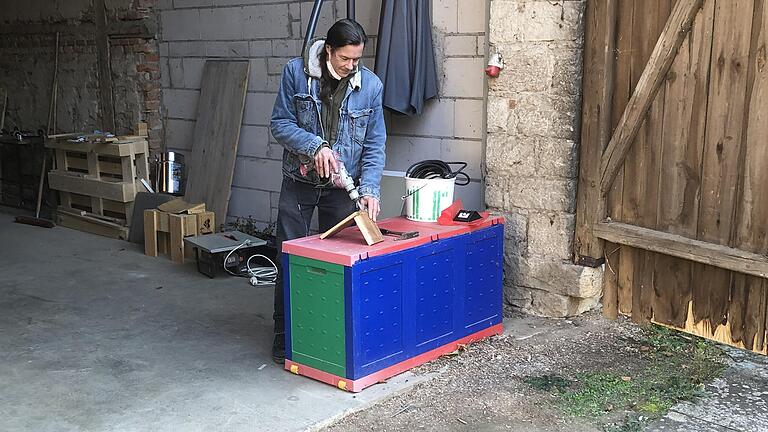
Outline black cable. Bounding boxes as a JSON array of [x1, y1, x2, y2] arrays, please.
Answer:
[[405, 160, 470, 186]]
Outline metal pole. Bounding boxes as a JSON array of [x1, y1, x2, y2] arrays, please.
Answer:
[[303, 0, 325, 59], [347, 0, 355, 20]]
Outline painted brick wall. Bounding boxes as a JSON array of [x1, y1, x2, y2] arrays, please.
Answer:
[[159, 0, 487, 231], [0, 0, 162, 148]]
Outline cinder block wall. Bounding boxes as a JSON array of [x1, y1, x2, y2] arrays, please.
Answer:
[[158, 0, 487, 231], [486, 0, 602, 317], [0, 0, 162, 147]]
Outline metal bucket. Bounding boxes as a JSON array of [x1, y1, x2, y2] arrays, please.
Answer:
[[158, 152, 186, 196]]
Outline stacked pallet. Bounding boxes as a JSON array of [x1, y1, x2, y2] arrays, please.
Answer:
[[46, 133, 149, 240]]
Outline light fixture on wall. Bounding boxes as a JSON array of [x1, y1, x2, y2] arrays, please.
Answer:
[[485, 51, 505, 78]]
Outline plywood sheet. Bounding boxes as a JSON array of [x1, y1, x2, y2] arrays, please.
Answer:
[[184, 60, 250, 224]]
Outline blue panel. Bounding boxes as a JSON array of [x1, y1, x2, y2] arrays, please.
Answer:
[[413, 247, 455, 349], [463, 224, 504, 334], [350, 251, 409, 379]]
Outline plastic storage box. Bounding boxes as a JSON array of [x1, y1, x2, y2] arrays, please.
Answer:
[[282, 216, 504, 392]]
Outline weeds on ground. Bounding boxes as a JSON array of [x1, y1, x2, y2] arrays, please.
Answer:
[[524, 324, 728, 431]]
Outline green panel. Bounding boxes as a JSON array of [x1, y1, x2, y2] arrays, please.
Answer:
[[289, 255, 346, 376]]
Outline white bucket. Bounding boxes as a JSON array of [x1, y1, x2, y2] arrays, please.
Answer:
[[404, 176, 455, 222]]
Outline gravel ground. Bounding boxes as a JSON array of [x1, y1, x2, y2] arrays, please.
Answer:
[[318, 310, 664, 432]]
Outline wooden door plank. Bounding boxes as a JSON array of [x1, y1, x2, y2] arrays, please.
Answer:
[[600, 0, 704, 194], [655, 0, 716, 327], [184, 60, 250, 224], [621, 0, 670, 324], [610, 0, 636, 316], [694, 0, 756, 343], [732, 0, 767, 351], [639, 0, 673, 325], [574, 0, 617, 267]]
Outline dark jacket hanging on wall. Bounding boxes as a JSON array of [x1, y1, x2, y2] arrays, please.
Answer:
[[374, 0, 439, 116]]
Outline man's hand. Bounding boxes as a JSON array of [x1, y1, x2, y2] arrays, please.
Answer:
[[360, 196, 380, 222], [314, 146, 338, 178]]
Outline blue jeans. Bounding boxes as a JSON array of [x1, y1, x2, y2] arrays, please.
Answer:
[[273, 177, 356, 335]]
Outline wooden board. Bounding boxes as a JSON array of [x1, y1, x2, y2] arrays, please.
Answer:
[[48, 170, 136, 202], [46, 139, 147, 158], [731, 0, 767, 351], [692, 0, 756, 341], [56, 207, 129, 240], [610, 0, 636, 316], [594, 221, 768, 279], [157, 198, 206, 214], [184, 60, 250, 224], [574, 0, 616, 266]]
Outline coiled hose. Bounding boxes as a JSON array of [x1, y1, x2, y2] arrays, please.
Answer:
[[405, 160, 471, 186]]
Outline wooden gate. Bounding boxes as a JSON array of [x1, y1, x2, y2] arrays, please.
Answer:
[[575, 0, 768, 353]]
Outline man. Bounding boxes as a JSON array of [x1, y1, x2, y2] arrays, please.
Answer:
[[269, 19, 387, 363]]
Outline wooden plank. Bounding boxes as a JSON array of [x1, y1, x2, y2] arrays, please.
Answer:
[[694, 0, 756, 341], [169, 214, 188, 264], [617, 0, 664, 323], [574, 0, 616, 266], [594, 221, 768, 279], [610, 0, 636, 316], [651, 0, 716, 325], [184, 61, 250, 224], [730, 0, 767, 351], [144, 209, 158, 257], [65, 154, 124, 177], [46, 139, 145, 157], [94, 0, 115, 132], [600, 0, 704, 194], [48, 170, 136, 202], [56, 208, 129, 240], [631, 0, 672, 325], [70, 193, 129, 216]]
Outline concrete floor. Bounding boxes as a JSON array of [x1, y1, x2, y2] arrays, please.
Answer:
[[0, 211, 424, 432]]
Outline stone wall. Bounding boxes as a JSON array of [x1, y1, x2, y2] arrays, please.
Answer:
[[158, 0, 487, 230], [485, 0, 602, 317], [0, 0, 162, 148]]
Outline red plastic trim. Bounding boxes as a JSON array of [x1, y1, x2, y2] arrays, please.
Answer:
[[284, 323, 503, 392]]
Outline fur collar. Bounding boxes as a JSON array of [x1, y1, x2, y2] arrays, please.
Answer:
[[304, 39, 362, 90]]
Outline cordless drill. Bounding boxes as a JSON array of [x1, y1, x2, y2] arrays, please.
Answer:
[[300, 154, 364, 210], [336, 163, 365, 211]]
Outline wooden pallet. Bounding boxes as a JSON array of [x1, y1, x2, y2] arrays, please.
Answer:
[[144, 209, 215, 263], [46, 135, 149, 236]]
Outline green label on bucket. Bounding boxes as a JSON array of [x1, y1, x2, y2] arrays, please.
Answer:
[[407, 181, 452, 221]]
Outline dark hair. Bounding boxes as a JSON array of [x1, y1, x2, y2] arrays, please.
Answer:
[[319, 19, 367, 102]]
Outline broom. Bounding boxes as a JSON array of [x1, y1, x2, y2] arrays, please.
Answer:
[[15, 32, 58, 229]]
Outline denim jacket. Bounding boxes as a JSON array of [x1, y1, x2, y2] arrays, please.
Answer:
[[270, 40, 387, 199]]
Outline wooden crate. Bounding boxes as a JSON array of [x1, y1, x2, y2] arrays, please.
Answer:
[[46, 134, 149, 238], [144, 209, 215, 263]]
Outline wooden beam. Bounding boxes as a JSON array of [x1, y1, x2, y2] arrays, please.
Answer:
[[599, 0, 704, 195], [574, 0, 617, 266], [48, 171, 136, 202], [593, 221, 768, 279], [95, 0, 116, 133]]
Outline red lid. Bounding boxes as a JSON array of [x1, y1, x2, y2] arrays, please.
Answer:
[[282, 216, 504, 266]]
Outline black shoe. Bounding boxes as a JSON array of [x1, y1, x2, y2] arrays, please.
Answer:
[[272, 333, 285, 364]]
